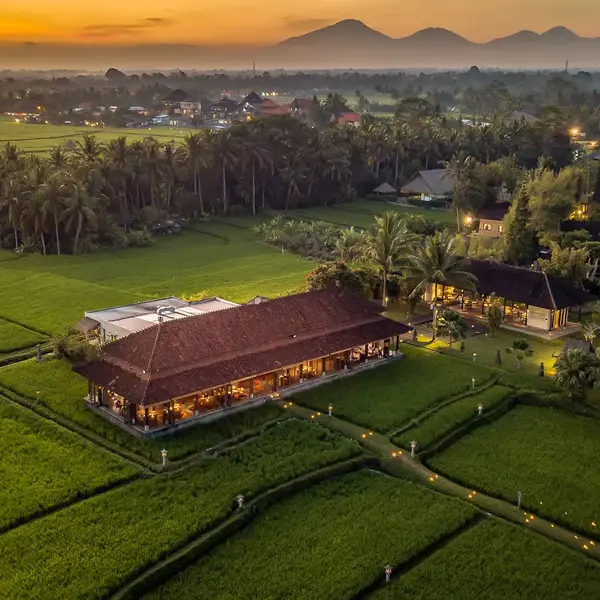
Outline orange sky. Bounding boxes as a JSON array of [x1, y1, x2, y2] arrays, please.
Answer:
[[1, 0, 599, 45]]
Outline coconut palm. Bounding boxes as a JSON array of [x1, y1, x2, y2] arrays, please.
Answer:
[[435, 310, 467, 348], [364, 212, 417, 306], [181, 132, 210, 215], [74, 134, 104, 165], [555, 348, 600, 400], [61, 182, 98, 253], [1, 177, 24, 250], [39, 174, 67, 255], [335, 227, 365, 262], [243, 128, 271, 215], [209, 130, 238, 213]]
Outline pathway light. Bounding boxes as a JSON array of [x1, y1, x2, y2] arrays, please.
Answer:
[[384, 565, 393, 582], [161, 448, 168, 467], [410, 440, 417, 457]]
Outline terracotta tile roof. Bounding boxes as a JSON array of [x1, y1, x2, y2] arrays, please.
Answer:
[[339, 111, 361, 123], [464, 259, 591, 310], [75, 289, 409, 406]]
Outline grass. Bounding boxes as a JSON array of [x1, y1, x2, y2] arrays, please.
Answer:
[[0, 357, 284, 463], [284, 200, 455, 229], [429, 405, 600, 537], [0, 116, 188, 154], [0, 419, 361, 600], [421, 328, 563, 378], [0, 224, 309, 334], [295, 344, 496, 432], [368, 519, 600, 600], [144, 470, 477, 600], [393, 385, 513, 451], [0, 396, 139, 531], [0, 318, 47, 353]]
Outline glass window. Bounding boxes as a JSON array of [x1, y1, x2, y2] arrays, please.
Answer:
[[498, 225, 504, 233], [482, 223, 492, 231]]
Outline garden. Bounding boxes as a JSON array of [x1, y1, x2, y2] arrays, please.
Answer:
[[429, 406, 600, 537], [0, 396, 139, 531], [144, 469, 477, 600], [0, 420, 361, 600], [368, 519, 600, 600], [295, 344, 496, 432]]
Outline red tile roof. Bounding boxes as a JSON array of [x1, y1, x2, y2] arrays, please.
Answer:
[[339, 111, 361, 123], [75, 289, 409, 406]]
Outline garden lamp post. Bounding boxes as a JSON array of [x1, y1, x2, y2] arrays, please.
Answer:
[[477, 403, 483, 416], [410, 440, 417, 458], [430, 297, 442, 340], [328, 403, 333, 416], [36, 343, 42, 362], [471, 377, 476, 390], [384, 565, 393, 582], [517, 491, 523, 509], [161, 448, 168, 467], [472, 353, 477, 363], [237, 494, 245, 508]]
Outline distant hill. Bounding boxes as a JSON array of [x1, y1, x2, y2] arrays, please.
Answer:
[[264, 21, 600, 69]]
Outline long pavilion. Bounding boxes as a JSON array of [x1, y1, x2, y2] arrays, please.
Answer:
[[75, 288, 409, 434]]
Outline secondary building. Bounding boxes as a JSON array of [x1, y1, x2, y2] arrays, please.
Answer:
[[424, 259, 590, 337], [476, 203, 511, 238], [76, 296, 239, 342], [75, 289, 409, 435], [400, 169, 455, 201]]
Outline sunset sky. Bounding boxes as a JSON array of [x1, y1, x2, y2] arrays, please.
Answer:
[[2, 0, 599, 46]]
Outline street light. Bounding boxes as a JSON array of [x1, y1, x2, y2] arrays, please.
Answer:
[[478, 403, 483, 415], [410, 440, 417, 457], [161, 448, 168, 467], [471, 377, 476, 390], [328, 403, 333, 416]]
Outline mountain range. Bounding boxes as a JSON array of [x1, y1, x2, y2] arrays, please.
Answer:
[[5, 20, 600, 70], [264, 20, 600, 69]]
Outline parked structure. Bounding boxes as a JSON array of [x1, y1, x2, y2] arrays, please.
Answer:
[[476, 202, 511, 237], [75, 289, 409, 434]]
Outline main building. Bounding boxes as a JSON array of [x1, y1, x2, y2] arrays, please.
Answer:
[[75, 288, 409, 435]]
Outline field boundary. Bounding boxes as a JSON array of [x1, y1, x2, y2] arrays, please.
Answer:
[[349, 513, 486, 599], [386, 375, 501, 438], [109, 456, 373, 600], [0, 386, 156, 471]]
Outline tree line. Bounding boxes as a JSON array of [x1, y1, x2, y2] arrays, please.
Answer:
[[0, 111, 578, 254]]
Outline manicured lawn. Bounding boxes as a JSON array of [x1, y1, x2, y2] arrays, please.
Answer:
[[368, 520, 600, 600], [295, 344, 495, 432], [429, 406, 600, 537], [0, 225, 309, 334], [393, 385, 513, 451], [0, 396, 139, 530], [0, 419, 361, 600], [0, 318, 47, 353], [419, 328, 563, 378], [0, 357, 284, 463], [145, 470, 476, 600]]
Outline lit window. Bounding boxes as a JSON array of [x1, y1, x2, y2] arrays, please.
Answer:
[[482, 223, 492, 231], [498, 225, 504, 233]]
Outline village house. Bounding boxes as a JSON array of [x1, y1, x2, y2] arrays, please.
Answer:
[[75, 289, 409, 435], [400, 169, 455, 201], [476, 202, 511, 237], [424, 259, 590, 337]]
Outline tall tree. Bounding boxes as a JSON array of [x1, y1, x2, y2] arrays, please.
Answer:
[[364, 212, 416, 306], [504, 183, 533, 265]]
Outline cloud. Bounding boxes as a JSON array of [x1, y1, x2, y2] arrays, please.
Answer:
[[81, 18, 175, 38], [281, 17, 333, 31]]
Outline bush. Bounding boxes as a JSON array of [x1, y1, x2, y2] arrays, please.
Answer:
[[126, 229, 155, 248]]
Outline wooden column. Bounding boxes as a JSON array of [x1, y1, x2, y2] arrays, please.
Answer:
[[250, 378, 255, 399], [524, 305, 528, 326], [549, 310, 554, 332], [384, 339, 390, 358], [502, 298, 507, 321], [131, 403, 136, 424], [299, 363, 304, 383], [194, 396, 199, 416], [364, 344, 369, 362], [144, 408, 149, 431], [395, 336, 400, 352], [322, 357, 327, 375]]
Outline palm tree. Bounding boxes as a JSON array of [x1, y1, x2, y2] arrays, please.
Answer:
[[444, 152, 478, 229], [555, 348, 600, 400], [335, 227, 365, 262], [1, 178, 23, 251], [24, 192, 47, 254], [209, 130, 238, 213], [436, 310, 467, 348], [281, 158, 306, 210], [74, 134, 104, 165], [61, 182, 97, 253], [364, 212, 417, 307], [48, 145, 70, 170], [181, 132, 210, 215], [39, 173, 67, 255], [243, 128, 271, 215]]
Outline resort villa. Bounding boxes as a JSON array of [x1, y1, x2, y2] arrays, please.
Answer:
[[75, 289, 409, 435], [424, 259, 591, 337]]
